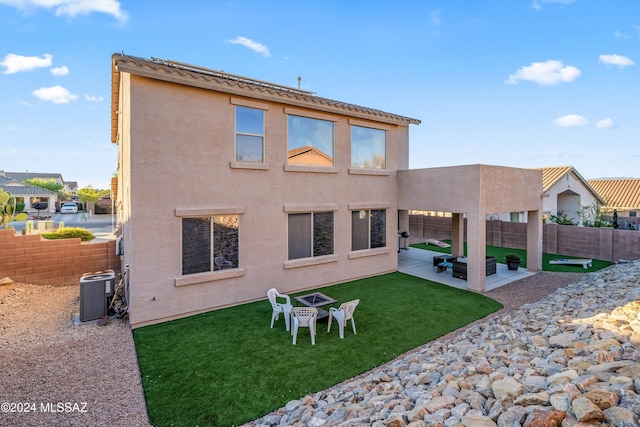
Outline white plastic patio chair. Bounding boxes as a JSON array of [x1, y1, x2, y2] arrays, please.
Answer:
[[267, 288, 292, 331], [327, 299, 360, 339], [291, 307, 318, 345]]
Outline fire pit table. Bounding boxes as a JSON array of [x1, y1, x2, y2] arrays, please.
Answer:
[[294, 292, 337, 320]]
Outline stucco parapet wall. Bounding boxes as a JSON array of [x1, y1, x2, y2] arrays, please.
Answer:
[[111, 53, 420, 145], [397, 164, 543, 213]]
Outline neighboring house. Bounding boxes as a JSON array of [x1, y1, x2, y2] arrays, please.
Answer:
[[0, 173, 58, 215], [112, 53, 543, 328], [588, 178, 640, 227], [3, 171, 65, 187], [3, 171, 73, 206], [492, 166, 602, 224], [535, 166, 603, 225], [65, 181, 78, 197]]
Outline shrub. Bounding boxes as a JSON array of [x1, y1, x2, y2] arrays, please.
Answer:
[[505, 254, 521, 262], [41, 227, 95, 242]]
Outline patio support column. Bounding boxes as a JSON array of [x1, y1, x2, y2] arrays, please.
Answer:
[[451, 213, 465, 257], [466, 212, 486, 292], [527, 209, 543, 271]]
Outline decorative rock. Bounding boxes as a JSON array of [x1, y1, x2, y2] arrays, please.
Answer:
[[425, 395, 455, 413], [492, 376, 523, 399], [0, 276, 14, 286], [249, 261, 640, 427], [548, 369, 579, 384], [584, 389, 619, 410], [603, 406, 639, 427], [513, 391, 549, 406], [497, 405, 527, 427], [549, 392, 572, 411], [549, 333, 578, 348], [571, 396, 605, 422], [522, 409, 566, 427], [461, 412, 497, 427]]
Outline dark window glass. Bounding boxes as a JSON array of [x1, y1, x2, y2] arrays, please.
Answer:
[[182, 217, 211, 275], [351, 209, 386, 250], [182, 215, 239, 275]]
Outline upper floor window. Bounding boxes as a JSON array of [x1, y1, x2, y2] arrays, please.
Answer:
[[236, 106, 264, 162], [351, 125, 386, 169], [351, 209, 386, 251], [182, 215, 239, 275], [288, 212, 334, 260], [287, 115, 334, 166]]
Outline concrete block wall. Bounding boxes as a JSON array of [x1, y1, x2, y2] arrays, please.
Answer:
[[410, 215, 454, 241], [0, 229, 120, 286], [411, 215, 640, 262], [498, 221, 528, 250]]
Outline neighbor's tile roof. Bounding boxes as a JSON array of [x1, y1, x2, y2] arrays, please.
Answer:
[[0, 175, 14, 185], [587, 179, 640, 210], [1, 182, 57, 196], [4, 172, 64, 183], [112, 53, 421, 144], [533, 166, 574, 192], [532, 166, 603, 203]]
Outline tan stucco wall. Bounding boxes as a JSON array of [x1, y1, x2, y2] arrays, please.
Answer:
[[118, 75, 409, 328], [397, 165, 542, 214], [397, 165, 543, 291]]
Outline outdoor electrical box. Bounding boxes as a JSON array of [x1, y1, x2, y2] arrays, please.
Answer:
[[79, 270, 116, 322]]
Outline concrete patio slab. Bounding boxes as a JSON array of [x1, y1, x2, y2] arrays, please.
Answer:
[[398, 247, 536, 291]]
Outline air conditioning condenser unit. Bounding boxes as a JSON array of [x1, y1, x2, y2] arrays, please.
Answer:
[[80, 270, 116, 322]]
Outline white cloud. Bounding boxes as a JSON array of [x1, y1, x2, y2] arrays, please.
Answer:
[[614, 31, 630, 39], [227, 36, 271, 58], [0, 53, 52, 74], [50, 65, 69, 76], [598, 54, 635, 68], [427, 9, 443, 35], [506, 60, 581, 85], [17, 98, 34, 107], [84, 94, 104, 102], [32, 85, 78, 104], [429, 9, 442, 26], [0, 0, 128, 22], [596, 118, 614, 129], [532, 0, 575, 10], [554, 114, 588, 127]]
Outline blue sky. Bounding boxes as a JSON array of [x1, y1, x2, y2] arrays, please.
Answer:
[[1, 0, 638, 189]]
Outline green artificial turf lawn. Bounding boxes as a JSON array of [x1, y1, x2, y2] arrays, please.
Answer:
[[134, 272, 502, 426], [410, 241, 613, 272]]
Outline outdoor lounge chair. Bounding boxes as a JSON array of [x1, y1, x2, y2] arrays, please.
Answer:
[[267, 288, 292, 331], [327, 299, 359, 339]]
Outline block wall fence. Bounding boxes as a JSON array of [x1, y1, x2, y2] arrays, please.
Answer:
[[409, 215, 640, 262], [0, 229, 121, 286]]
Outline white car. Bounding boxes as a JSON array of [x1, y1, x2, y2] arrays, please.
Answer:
[[60, 203, 79, 214]]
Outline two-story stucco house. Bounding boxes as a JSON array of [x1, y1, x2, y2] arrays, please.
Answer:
[[112, 54, 543, 328]]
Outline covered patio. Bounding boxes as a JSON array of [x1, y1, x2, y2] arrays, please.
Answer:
[[397, 164, 543, 292], [397, 246, 535, 291]]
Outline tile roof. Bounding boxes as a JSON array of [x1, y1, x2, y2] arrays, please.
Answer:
[[111, 53, 421, 144], [0, 182, 58, 196], [4, 172, 64, 182], [587, 179, 640, 210], [532, 166, 603, 203]]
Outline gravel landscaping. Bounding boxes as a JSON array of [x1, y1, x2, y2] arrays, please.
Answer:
[[2, 265, 636, 426]]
